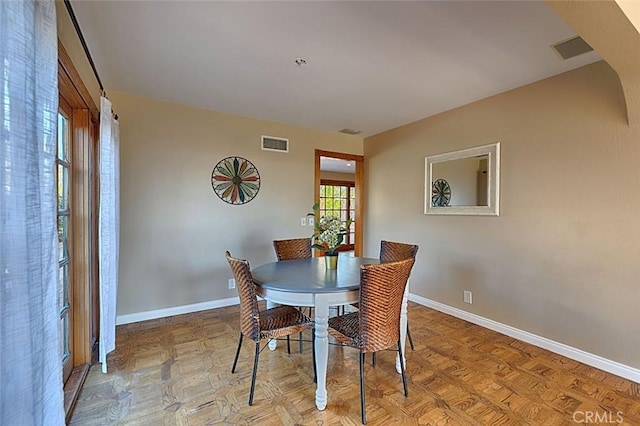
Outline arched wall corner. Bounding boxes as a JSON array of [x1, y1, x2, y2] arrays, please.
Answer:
[[546, 0, 640, 126]]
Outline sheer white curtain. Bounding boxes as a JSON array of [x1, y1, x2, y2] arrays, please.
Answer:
[[99, 96, 120, 373], [0, 0, 65, 424]]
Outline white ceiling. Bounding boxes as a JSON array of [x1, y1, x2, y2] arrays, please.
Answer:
[[320, 156, 355, 174], [71, 1, 601, 138]]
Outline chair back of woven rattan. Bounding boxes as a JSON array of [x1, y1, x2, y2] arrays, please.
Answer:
[[225, 251, 261, 342], [358, 257, 415, 353], [348, 241, 418, 313], [379, 240, 419, 262], [273, 238, 312, 261]]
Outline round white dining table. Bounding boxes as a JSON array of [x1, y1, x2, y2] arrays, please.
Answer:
[[251, 256, 409, 410]]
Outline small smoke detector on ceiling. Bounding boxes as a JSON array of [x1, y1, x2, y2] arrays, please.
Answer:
[[261, 135, 289, 153], [551, 36, 593, 60], [339, 128, 362, 135]]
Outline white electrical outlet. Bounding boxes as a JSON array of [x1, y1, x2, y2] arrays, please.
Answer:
[[228, 278, 236, 289], [464, 290, 472, 304], [308, 217, 315, 227], [300, 217, 307, 226]]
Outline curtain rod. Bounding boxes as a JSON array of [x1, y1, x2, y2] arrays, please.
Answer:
[[63, 0, 118, 119], [63, 0, 104, 94]]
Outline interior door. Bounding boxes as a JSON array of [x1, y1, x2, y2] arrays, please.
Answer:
[[314, 150, 364, 256]]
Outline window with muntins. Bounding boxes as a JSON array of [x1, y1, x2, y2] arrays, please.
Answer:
[[319, 180, 355, 250]]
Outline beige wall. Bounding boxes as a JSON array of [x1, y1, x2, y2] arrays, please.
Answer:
[[364, 61, 640, 368], [111, 91, 363, 315]]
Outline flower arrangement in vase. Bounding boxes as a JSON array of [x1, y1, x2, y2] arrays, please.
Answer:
[[308, 203, 352, 269]]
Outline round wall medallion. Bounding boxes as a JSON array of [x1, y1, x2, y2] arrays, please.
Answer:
[[432, 178, 451, 207], [211, 156, 260, 205]]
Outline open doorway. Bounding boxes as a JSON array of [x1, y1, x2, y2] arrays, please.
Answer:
[[314, 150, 364, 256]]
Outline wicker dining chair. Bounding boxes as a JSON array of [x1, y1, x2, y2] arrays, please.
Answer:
[[273, 238, 315, 353], [273, 237, 312, 261], [380, 240, 419, 351], [328, 257, 416, 424], [352, 240, 419, 355], [225, 251, 316, 406]]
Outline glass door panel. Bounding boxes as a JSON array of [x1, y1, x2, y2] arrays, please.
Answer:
[[319, 181, 355, 250], [57, 111, 73, 382]]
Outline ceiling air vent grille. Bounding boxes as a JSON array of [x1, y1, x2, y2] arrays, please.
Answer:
[[261, 135, 289, 153], [551, 36, 593, 60], [339, 128, 362, 135]]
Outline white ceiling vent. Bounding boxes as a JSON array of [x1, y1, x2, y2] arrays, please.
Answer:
[[551, 36, 593, 60], [261, 135, 289, 153]]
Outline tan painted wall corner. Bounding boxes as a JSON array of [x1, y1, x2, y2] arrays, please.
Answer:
[[365, 61, 640, 369]]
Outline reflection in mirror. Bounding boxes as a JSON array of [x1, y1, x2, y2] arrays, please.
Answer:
[[431, 155, 488, 206], [425, 142, 500, 216]]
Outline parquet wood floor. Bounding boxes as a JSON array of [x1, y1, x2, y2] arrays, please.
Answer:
[[69, 303, 640, 425]]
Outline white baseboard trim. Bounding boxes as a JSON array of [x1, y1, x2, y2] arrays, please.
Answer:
[[116, 297, 240, 325], [116, 293, 639, 383], [409, 294, 640, 384]]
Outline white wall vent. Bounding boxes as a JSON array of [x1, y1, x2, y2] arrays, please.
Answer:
[[551, 36, 593, 60], [261, 135, 289, 153]]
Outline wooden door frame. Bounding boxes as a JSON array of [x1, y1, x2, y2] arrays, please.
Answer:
[[58, 40, 99, 421], [314, 150, 364, 256]]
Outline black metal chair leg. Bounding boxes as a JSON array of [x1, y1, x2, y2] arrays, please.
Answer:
[[372, 352, 376, 367], [231, 333, 243, 373], [397, 341, 408, 397], [407, 324, 415, 351], [360, 352, 366, 424], [312, 329, 317, 383], [287, 335, 291, 354], [299, 332, 303, 353], [249, 342, 260, 406]]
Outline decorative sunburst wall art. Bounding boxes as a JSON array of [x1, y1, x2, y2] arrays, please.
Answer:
[[211, 156, 261, 205], [432, 178, 451, 207]]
